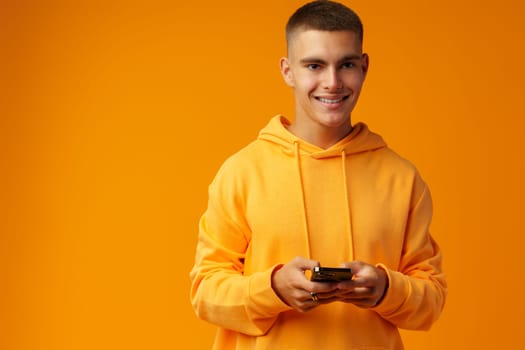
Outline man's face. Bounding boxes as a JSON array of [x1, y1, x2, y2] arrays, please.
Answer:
[[280, 30, 369, 133]]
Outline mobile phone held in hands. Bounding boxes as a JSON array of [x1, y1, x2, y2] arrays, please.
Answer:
[[311, 266, 353, 282]]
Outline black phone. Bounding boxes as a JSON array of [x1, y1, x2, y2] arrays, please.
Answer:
[[311, 266, 353, 282]]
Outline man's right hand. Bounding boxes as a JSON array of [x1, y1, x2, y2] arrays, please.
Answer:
[[271, 256, 340, 312]]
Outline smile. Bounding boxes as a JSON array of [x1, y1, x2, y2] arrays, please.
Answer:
[[316, 96, 349, 104]]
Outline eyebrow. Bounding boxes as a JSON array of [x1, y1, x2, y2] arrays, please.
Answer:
[[299, 55, 362, 65]]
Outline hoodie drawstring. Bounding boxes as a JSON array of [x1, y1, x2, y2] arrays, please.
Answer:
[[294, 141, 312, 258], [341, 150, 355, 260], [294, 142, 355, 261]]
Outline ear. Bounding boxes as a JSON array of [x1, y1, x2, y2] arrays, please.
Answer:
[[280, 57, 295, 87], [361, 53, 370, 77]]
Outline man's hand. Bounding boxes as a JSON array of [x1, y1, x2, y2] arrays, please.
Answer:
[[333, 261, 389, 308], [271, 256, 339, 312]]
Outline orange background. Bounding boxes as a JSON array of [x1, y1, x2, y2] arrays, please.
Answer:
[[2, 0, 524, 349]]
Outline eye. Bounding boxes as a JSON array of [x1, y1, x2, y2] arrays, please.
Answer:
[[341, 61, 355, 69], [307, 63, 321, 70]]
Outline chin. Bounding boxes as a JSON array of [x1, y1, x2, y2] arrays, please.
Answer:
[[317, 114, 351, 128]]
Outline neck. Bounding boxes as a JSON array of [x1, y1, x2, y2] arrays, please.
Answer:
[[287, 122, 353, 149]]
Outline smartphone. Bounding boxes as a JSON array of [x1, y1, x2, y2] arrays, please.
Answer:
[[311, 267, 353, 282]]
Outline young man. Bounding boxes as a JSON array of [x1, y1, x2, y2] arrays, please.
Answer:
[[190, 1, 447, 349]]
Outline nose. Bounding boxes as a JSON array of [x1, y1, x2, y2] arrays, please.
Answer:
[[322, 67, 343, 91]]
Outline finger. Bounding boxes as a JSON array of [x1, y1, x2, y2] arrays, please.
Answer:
[[304, 291, 334, 305], [308, 281, 339, 294], [340, 260, 366, 271], [308, 291, 320, 303], [293, 292, 322, 312], [292, 256, 320, 271], [314, 288, 343, 300]]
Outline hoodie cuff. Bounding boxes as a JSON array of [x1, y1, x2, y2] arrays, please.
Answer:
[[249, 265, 292, 316], [371, 263, 408, 316]]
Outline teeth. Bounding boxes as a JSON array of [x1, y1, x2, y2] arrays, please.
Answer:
[[318, 97, 344, 104]]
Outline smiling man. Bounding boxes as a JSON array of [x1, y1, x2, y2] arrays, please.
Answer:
[[190, 1, 447, 349]]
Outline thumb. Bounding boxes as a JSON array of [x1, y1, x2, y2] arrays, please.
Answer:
[[291, 256, 320, 271]]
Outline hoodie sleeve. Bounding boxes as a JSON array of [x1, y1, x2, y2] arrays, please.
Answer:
[[189, 161, 291, 336], [372, 176, 447, 330]]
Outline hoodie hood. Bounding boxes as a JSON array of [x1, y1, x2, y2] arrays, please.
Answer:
[[258, 115, 386, 158]]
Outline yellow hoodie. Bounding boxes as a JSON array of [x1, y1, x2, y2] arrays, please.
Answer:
[[190, 116, 447, 350]]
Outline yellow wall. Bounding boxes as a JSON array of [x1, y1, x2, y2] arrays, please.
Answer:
[[3, 0, 524, 348]]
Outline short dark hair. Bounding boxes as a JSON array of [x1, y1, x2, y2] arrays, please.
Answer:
[[286, 1, 363, 47]]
